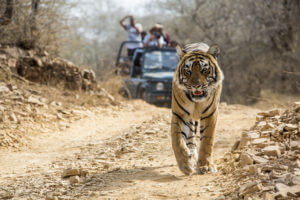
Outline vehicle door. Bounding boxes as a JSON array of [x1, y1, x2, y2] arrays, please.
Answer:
[[124, 51, 144, 98]]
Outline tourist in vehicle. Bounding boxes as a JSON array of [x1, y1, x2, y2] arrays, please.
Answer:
[[143, 25, 166, 48], [155, 23, 170, 45], [141, 31, 147, 42], [119, 15, 143, 59]]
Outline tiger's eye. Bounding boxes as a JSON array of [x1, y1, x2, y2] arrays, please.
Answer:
[[183, 68, 191, 76], [202, 68, 210, 75]]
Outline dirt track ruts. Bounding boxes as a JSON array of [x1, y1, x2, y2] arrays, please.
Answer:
[[0, 100, 260, 200]]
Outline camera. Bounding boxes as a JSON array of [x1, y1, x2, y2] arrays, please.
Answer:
[[153, 32, 161, 39]]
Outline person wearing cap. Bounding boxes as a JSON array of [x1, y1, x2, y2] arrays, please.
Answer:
[[120, 15, 143, 59], [143, 24, 166, 48], [155, 23, 169, 45]]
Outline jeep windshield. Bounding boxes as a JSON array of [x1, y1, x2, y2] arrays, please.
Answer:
[[143, 50, 178, 72]]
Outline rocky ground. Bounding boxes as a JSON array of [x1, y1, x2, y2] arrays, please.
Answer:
[[217, 102, 300, 200], [0, 78, 299, 200], [0, 100, 267, 200], [0, 45, 117, 150], [0, 80, 117, 150]]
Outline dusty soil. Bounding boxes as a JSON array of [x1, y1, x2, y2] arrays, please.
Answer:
[[0, 100, 260, 200]]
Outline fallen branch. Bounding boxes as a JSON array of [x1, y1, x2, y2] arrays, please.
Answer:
[[282, 71, 300, 76]]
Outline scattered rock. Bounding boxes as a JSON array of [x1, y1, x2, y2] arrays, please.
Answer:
[[239, 181, 262, 197], [0, 85, 9, 94], [262, 192, 274, 200], [0, 191, 14, 199], [252, 155, 268, 164], [45, 195, 58, 200], [240, 153, 253, 167], [275, 183, 300, 198], [262, 146, 281, 157], [231, 140, 240, 151], [258, 109, 280, 117], [248, 165, 259, 175], [145, 129, 156, 135], [252, 138, 270, 148], [238, 137, 249, 149], [290, 141, 300, 151], [222, 103, 299, 199], [69, 175, 80, 184], [284, 124, 298, 131], [9, 112, 18, 123], [80, 169, 89, 177], [28, 95, 44, 106], [62, 168, 80, 178]]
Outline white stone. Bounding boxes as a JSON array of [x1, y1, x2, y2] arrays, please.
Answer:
[[0, 85, 9, 94], [262, 146, 281, 157], [252, 138, 270, 148], [28, 95, 44, 106], [240, 153, 253, 167], [145, 129, 156, 134]]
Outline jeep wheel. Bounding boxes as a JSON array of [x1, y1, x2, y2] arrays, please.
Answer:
[[140, 90, 147, 102], [119, 86, 129, 99]]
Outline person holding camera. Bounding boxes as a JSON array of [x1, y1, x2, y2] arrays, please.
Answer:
[[120, 15, 143, 59], [143, 24, 166, 48]]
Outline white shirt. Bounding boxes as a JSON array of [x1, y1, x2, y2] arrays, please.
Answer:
[[126, 24, 142, 49], [143, 34, 166, 47]]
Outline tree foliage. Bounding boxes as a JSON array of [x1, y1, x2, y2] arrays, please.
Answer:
[[0, 0, 74, 54], [0, 0, 299, 103], [152, 0, 300, 103]]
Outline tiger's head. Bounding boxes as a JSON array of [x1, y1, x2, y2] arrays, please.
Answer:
[[175, 43, 224, 102]]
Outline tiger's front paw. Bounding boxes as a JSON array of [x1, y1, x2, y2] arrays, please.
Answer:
[[176, 149, 196, 176], [196, 165, 217, 174], [196, 160, 217, 174]]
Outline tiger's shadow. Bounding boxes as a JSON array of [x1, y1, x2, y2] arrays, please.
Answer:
[[77, 165, 182, 194]]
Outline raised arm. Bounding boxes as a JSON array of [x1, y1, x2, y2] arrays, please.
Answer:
[[120, 15, 130, 30], [129, 16, 141, 34]]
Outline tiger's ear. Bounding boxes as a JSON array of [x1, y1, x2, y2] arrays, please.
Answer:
[[208, 44, 220, 59], [176, 45, 186, 58]]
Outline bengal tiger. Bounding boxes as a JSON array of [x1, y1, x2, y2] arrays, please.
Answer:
[[171, 42, 224, 175]]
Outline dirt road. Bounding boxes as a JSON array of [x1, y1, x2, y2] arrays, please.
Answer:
[[0, 100, 260, 200]]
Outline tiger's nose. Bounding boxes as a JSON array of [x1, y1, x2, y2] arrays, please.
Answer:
[[192, 83, 201, 88]]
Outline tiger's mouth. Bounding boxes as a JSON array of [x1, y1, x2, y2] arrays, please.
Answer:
[[191, 90, 207, 99]]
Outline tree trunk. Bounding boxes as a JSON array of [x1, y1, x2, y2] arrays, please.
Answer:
[[0, 0, 14, 26], [30, 0, 40, 39]]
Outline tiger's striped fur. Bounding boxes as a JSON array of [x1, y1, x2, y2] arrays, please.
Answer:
[[171, 42, 224, 175]]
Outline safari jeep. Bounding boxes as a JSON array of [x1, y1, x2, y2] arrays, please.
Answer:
[[119, 45, 178, 106]]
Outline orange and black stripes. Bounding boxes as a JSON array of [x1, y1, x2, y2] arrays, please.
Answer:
[[200, 108, 217, 121], [171, 43, 223, 175], [173, 94, 190, 115], [202, 92, 216, 114]]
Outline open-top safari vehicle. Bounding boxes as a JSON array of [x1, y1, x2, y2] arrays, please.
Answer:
[[116, 41, 178, 106]]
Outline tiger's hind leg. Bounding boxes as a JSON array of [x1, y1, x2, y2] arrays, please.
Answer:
[[197, 110, 218, 174], [171, 114, 198, 175]]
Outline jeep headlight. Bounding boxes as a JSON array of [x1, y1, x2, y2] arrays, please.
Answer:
[[156, 82, 164, 91]]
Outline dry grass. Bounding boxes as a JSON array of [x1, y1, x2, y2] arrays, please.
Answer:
[[100, 74, 128, 101], [253, 89, 300, 109]]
